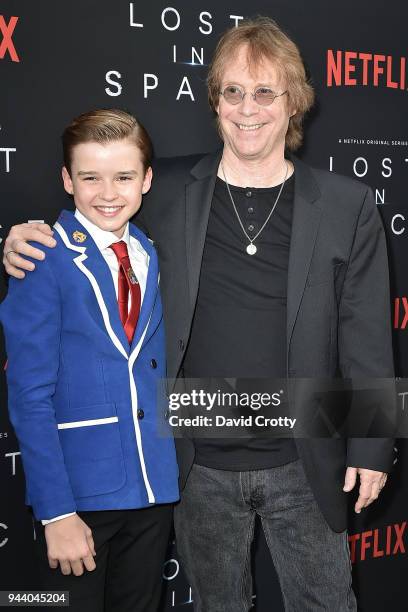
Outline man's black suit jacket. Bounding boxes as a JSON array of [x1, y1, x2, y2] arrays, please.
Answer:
[[137, 150, 395, 532]]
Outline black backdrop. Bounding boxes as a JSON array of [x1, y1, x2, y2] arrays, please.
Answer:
[[1, 2, 407, 610]]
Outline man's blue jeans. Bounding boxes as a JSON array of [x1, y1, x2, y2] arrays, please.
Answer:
[[174, 459, 357, 611]]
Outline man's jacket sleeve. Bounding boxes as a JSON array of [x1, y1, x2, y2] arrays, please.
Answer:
[[338, 187, 396, 472]]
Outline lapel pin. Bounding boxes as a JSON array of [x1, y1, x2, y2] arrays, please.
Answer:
[[127, 268, 139, 284], [72, 230, 87, 243]]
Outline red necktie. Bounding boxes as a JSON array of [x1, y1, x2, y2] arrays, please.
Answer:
[[109, 241, 141, 343]]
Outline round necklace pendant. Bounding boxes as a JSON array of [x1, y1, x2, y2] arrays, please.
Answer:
[[246, 243, 257, 255]]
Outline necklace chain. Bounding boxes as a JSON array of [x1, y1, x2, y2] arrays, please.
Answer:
[[221, 161, 289, 255]]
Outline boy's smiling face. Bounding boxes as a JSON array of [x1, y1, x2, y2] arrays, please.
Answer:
[[62, 138, 152, 238]]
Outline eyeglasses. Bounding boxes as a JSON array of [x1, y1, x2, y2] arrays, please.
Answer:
[[219, 85, 288, 106]]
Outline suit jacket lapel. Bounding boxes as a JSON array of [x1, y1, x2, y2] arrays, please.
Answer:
[[287, 157, 323, 353], [185, 150, 222, 309], [54, 211, 130, 357], [80, 242, 131, 353], [129, 225, 160, 354]]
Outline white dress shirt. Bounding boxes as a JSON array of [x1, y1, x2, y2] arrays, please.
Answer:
[[42, 209, 149, 525], [74, 208, 149, 303]]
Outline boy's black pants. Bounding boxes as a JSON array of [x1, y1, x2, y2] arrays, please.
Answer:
[[34, 505, 173, 612]]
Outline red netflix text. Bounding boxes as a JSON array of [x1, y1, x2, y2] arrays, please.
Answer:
[[348, 522, 406, 563], [0, 15, 19, 62], [327, 50, 406, 90], [394, 298, 408, 329]]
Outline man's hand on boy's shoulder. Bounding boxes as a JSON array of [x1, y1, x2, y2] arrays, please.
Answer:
[[44, 513, 96, 576], [3, 222, 56, 279]]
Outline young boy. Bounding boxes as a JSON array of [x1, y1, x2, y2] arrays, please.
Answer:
[[0, 109, 179, 611]]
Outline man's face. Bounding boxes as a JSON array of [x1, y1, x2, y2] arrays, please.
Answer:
[[216, 45, 294, 163], [62, 139, 152, 238]]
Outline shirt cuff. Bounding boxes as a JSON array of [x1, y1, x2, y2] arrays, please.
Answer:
[[41, 512, 76, 525]]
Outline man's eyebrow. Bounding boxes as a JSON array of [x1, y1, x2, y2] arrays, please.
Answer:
[[116, 170, 138, 175], [223, 81, 278, 89], [255, 82, 277, 88]]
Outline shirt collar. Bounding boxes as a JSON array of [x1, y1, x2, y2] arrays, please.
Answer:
[[74, 209, 130, 252]]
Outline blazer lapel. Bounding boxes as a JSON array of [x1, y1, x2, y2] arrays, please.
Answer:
[[54, 211, 129, 358], [79, 241, 130, 353], [185, 150, 222, 309], [128, 225, 160, 355], [287, 158, 323, 353]]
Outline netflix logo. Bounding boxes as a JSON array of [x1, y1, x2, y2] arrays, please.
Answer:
[[327, 50, 406, 90], [348, 522, 406, 563], [0, 15, 19, 63], [394, 298, 408, 330]]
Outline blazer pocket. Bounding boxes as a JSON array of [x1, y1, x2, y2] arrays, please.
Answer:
[[306, 262, 344, 287], [57, 403, 126, 498]]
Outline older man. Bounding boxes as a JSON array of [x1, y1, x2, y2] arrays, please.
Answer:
[[4, 17, 393, 612]]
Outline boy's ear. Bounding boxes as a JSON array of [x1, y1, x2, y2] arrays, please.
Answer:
[[62, 167, 74, 195], [142, 166, 153, 195]]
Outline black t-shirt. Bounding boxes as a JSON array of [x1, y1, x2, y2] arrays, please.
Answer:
[[182, 171, 298, 470]]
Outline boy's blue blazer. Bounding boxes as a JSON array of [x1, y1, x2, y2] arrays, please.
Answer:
[[0, 210, 179, 520]]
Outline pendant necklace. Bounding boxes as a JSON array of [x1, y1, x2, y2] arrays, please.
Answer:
[[221, 161, 289, 256]]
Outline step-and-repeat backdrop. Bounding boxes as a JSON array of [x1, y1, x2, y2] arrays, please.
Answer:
[[0, 1, 406, 610]]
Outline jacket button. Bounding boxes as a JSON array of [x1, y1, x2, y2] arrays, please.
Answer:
[[137, 409, 144, 419], [179, 339, 185, 351], [150, 359, 157, 369]]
